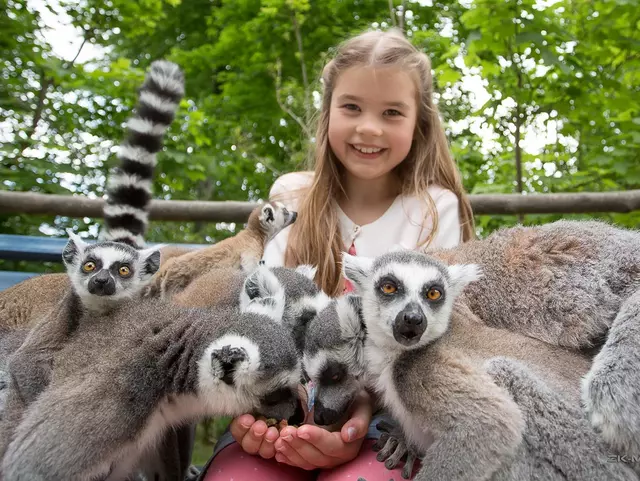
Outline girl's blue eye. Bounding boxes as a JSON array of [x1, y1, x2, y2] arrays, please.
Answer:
[[385, 109, 402, 117], [341, 103, 360, 111]]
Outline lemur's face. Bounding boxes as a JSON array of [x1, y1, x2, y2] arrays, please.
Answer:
[[259, 202, 297, 242], [302, 296, 366, 426], [199, 275, 303, 423], [201, 324, 303, 423], [343, 250, 480, 350], [62, 233, 160, 303]]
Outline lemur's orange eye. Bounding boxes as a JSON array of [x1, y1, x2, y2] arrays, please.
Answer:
[[380, 282, 397, 294], [426, 288, 442, 301], [82, 261, 96, 273], [118, 265, 131, 277]]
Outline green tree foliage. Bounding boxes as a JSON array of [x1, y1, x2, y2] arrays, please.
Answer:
[[1, 0, 639, 245]]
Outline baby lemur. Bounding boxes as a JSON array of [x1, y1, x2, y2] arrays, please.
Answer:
[[1, 277, 302, 481], [340, 250, 636, 481], [0, 59, 184, 329], [146, 201, 298, 298]]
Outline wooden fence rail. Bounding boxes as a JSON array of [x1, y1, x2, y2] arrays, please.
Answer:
[[1, 189, 640, 222]]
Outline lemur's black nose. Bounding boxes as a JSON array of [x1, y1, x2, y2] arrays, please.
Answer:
[[403, 311, 424, 326], [88, 270, 116, 296], [393, 302, 427, 346]]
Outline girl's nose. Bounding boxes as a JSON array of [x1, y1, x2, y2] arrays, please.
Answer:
[[355, 118, 383, 137]]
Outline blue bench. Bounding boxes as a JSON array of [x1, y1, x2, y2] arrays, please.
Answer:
[[0, 234, 205, 291]]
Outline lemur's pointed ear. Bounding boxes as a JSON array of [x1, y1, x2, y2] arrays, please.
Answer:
[[240, 265, 285, 322], [205, 335, 260, 386], [139, 247, 162, 279], [62, 230, 87, 266], [211, 345, 248, 385], [341, 253, 374, 294], [336, 294, 365, 339], [259, 203, 275, 224], [447, 264, 482, 296], [295, 265, 317, 281]]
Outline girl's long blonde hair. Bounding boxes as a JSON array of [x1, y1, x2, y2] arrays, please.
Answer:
[[282, 29, 475, 296]]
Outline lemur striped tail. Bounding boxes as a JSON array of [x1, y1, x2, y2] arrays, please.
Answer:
[[99, 60, 185, 248]]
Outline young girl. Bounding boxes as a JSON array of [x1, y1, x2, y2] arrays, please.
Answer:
[[201, 28, 474, 481]]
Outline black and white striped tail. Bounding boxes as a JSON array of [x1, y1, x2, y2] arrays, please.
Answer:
[[99, 60, 185, 248]]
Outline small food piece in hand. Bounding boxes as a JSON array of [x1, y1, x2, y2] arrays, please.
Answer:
[[265, 417, 278, 428], [277, 419, 288, 430]]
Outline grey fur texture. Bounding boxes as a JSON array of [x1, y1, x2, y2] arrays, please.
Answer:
[[343, 250, 605, 481], [426, 219, 640, 350], [1, 292, 301, 481], [486, 357, 637, 481], [582, 287, 640, 464], [421, 219, 640, 456]]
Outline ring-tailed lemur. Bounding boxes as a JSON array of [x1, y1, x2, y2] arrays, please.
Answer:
[[0, 60, 186, 476], [69, 58, 185, 310], [301, 295, 367, 426], [419, 219, 640, 459], [1, 274, 302, 481], [0, 59, 184, 329], [146, 201, 298, 299], [340, 250, 636, 481]]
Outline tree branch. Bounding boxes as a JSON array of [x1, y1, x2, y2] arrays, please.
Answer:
[[274, 59, 312, 138], [290, 11, 309, 110], [66, 36, 88, 68], [399, 0, 407, 33], [388, 0, 397, 27]]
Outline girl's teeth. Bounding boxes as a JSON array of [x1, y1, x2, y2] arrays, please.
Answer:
[[355, 146, 382, 154]]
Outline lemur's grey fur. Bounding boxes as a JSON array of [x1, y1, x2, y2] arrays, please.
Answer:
[[486, 357, 637, 481], [582, 288, 640, 466], [302, 295, 366, 426], [242, 264, 331, 353], [1, 282, 301, 481], [99, 59, 184, 248], [341, 249, 636, 481], [420, 219, 640, 457], [424, 219, 640, 350]]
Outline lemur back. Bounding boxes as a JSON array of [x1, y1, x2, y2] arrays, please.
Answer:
[[146, 202, 299, 298], [425, 219, 640, 350]]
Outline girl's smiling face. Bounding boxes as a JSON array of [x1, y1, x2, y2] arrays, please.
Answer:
[[328, 65, 418, 183]]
